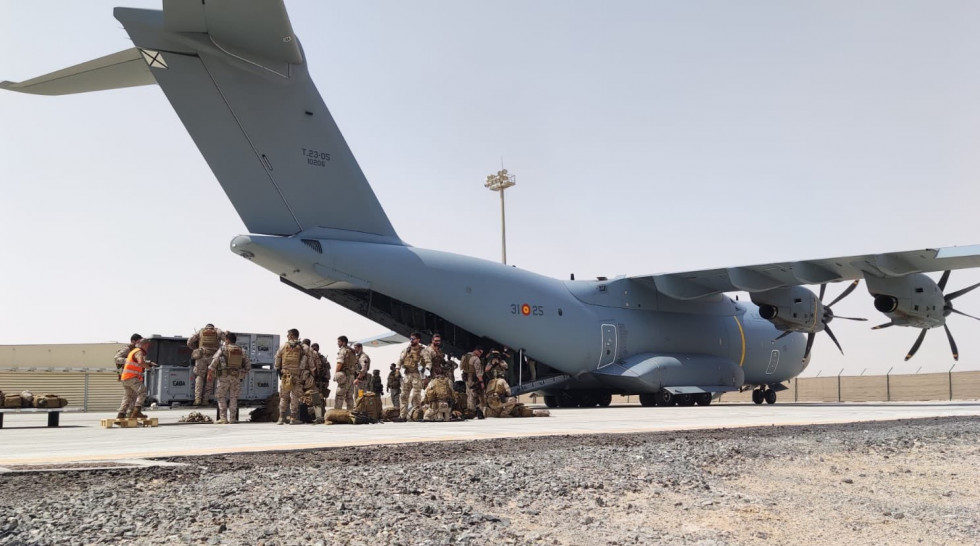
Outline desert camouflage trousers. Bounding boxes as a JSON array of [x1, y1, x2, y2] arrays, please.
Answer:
[[423, 400, 451, 421], [485, 395, 517, 418], [464, 378, 484, 411], [399, 373, 423, 418], [193, 349, 217, 403], [333, 371, 355, 410], [278, 377, 305, 419], [117, 377, 147, 414], [215, 374, 243, 422]]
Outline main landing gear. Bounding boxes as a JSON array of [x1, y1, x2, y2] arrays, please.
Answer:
[[752, 387, 777, 405], [543, 391, 613, 408], [638, 390, 712, 407]]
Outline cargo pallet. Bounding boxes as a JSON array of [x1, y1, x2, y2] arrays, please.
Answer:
[[100, 417, 159, 429]]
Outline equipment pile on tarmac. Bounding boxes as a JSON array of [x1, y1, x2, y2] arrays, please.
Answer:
[[0, 416, 977, 545], [177, 412, 213, 424]]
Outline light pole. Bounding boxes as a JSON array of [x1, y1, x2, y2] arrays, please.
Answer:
[[484, 168, 516, 264]]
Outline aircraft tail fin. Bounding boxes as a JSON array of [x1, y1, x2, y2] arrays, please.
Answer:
[[3, 1, 400, 241]]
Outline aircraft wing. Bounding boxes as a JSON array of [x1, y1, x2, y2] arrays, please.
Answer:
[[638, 244, 980, 300]]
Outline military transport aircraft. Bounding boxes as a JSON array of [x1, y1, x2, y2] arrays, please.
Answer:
[[5, 1, 980, 408]]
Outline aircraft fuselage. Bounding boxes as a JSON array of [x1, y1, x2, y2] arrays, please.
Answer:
[[233, 233, 807, 393]]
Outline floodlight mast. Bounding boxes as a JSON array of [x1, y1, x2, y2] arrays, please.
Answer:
[[484, 169, 516, 264]]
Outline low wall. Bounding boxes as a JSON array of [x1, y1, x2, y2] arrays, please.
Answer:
[[718, 370, 980, 403]]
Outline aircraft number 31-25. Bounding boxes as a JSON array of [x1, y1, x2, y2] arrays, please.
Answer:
[[511, 303, 544, 316]]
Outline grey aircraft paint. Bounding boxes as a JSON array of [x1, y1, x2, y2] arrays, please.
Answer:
[[5, 1, 980, 406]]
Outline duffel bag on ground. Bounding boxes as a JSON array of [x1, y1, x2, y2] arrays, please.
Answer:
[[34, 394, 69, 408], [3, 394, 23, 408], [354, 392, 382, 422]]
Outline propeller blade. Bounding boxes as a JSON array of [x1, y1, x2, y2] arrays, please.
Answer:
[[872, 322, 894, 330], [943, 324, 959, 361], [904, 329, 929, 361], [803, 332, 816, 359], [818, 283, 827, 302], [824, 325, 844, 355], [945, 281, 980, 302], [834, 315, 868, 321], [950, 308, 980, 322], [938, 270, 951, 291], [774, 331, 792, 341], [827, 280, 860, 308]]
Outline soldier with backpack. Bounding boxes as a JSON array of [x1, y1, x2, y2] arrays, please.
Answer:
[[397, 332, 425, 419], [208, 332, 250, 424], [386, 363, 401, 410], [274, 328, 310, 425], [188, 323, 224, 406], [310, 342, 331, 404]]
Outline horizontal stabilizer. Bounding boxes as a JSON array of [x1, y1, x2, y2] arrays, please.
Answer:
[[0, 48, 155, 96]]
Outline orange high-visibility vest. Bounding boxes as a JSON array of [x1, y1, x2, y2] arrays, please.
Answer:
[[121, 348, 146, 381]]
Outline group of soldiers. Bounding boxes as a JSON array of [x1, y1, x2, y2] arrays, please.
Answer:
[[272, 329, 527, 424], [116, 325, 528, 424], [391, 331, 523, 422]]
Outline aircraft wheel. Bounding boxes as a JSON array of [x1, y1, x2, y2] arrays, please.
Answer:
[[597, 393, 613, 407], [695, 393, 712, 406], [752, 389, 764, 405], [638, 393, 657, 407], [676, 394, 695, 407], [764, 389, 777, 405], [543, 395, 558, 408], [655, 389, 675, 407], [557, 391, 578, 408], [577, 392, 598, 407]]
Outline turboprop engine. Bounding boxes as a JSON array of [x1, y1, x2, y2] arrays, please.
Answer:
[[865, 273, 944, 329], [867, 271, 980, 361], [751, 281, 866, 358], [751, 286, 821, 333]]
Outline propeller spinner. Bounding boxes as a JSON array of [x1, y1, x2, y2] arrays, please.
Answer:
[[802, 280, 868, 359]]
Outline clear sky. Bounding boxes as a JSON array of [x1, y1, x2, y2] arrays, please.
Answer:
[[2, 1, 980, 377]]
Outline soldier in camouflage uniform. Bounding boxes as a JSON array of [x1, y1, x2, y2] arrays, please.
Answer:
[[334, 335, 358, 410], [421, 333, 450, 378], [386, 363, 401, 409], [459, 346, 485, 413], [113, 333, 143, 382], [208, 332, 250, 424], [274, 328, 310, 425], [354, 342, 371, 374], [484, 349, 508, 382], [188, 323, 224, 406], [117, 338, 157, 419], [310, 342, 331, 402], [484, 376, 517, 418], [398, 332, 425, 419], [422, 376, 455, 421]]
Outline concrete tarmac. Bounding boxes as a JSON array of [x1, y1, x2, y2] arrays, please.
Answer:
[[1, 401, 979, 468]]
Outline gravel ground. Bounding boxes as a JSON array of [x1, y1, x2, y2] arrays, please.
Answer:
[[0, 416, 978, 545]]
